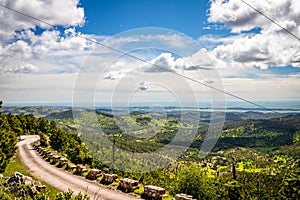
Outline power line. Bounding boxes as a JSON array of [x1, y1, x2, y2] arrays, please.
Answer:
[[0, 4, 54, 28], [240, 0, 300, 42], [0, 3, 283, 113]]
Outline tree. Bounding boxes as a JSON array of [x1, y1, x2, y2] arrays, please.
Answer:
[[55, 189, 89, 200], [0, 116, 17, 172], [175, 164, 217, 199], [227, 181, 242, 200], [0, 100, 2, 115]]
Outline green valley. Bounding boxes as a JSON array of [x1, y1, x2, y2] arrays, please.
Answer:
[[0, 104, 300, 199]]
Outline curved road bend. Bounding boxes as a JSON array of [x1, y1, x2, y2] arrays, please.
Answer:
[[17, 135, 140, 200]]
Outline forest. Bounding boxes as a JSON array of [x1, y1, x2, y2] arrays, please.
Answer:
[[0, 103, 300, 199]]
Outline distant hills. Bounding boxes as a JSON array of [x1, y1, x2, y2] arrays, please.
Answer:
[[226, 111, 300, 121], [2, 106, 69, 117], [46, 109, 73, 119], [3, 106, 300, 121]]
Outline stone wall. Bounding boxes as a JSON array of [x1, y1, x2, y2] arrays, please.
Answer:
[[142, 185, 167, 200], [86, 169, 101, 180], [33, 143, 197, 200], [118, 178, 139, 192], [101, 173, 118, 184], [174, 193, 196, 200]]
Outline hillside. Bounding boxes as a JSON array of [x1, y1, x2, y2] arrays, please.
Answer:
[[3, 106, 69, 118], [1, 107, 300, 199]]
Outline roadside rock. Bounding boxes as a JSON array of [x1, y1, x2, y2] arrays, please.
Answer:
[[101, 173, 118, 185], [142, 185, 167, 200], [174, 193, 196, 200], [5, 172, 46, 197], [6, 172, 34, 186], [86, 169, 101, 180]]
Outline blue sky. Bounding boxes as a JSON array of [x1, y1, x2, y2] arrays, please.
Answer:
[[78, 0, 229, 39], [0, 0, 299, 105]]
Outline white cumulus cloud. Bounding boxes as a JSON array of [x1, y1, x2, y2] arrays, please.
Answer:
[[207, 0, 300, 69], [0, 0, 95, 74], [0, 0, 85, 40], [14, 62, 38, 73], [144, 50, 214, 73], [102, 50, 215, 81]]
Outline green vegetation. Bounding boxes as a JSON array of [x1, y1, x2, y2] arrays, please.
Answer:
[[55, 189, 89, 200], [0, 184, 89, 200], [3, 153, 32, 177], [1, 102, 300, 199], [0, 101, 98, 199], [0, 154, 88, 200], [0, 114, 18, 172], [71, 110, 300, 199], [2, 153, 59, 199], [0, 109, 99, 170]]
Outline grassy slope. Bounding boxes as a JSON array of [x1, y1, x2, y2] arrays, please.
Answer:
[[3, 152, 59, 199]]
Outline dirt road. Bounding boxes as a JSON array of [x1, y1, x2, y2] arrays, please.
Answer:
[[17, 135, 140, 200]]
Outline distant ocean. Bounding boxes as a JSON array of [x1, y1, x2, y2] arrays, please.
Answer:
[[5, 100, 300, 113], [223, 100, 300, 112]]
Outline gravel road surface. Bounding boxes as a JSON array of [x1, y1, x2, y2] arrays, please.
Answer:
[[17, 135, 141, 200]]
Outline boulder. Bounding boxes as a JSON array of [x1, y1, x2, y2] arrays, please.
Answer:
[[32, 143, 39, 150], [174, 193, 196, 200], [101, 173, 118, 184], [142, 185, 167, 200], [43, 150, 51, 158], [76, 164, 88, 174], [52, 155, 61, 163], [118, 178, 139, 192], [23, 176, 34, 185], [36, 185, 47, 192], [6, 172, 24, 185], [67, 163, 77, 170], [86, 169, 101, 180], [37, 146, 44, 153], [6, 172, 46, 196], [59, 158, 68, 166], [6, 172, 34, 186]]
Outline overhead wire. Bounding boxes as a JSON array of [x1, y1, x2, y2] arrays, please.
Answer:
[[240, 0, 300, 42], [0, 1, 298, 113]]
